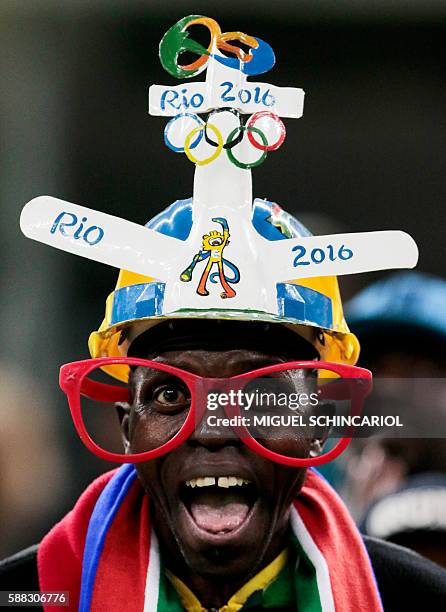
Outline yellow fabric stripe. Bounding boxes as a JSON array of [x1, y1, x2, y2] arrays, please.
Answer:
[[224, 549, 288, 610], [166, 549, 288, 612], [164, 571, 204, 612]]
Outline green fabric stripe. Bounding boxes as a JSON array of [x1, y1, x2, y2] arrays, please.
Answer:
[[290, 533, 323, 612], [157, 567, 185, 612], [261, 556, 295, 609]]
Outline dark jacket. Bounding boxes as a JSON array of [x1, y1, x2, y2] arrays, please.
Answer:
[[1, 537, 446, 611]]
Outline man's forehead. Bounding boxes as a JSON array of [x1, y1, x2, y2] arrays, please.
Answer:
[[127, 319, 318, 361]]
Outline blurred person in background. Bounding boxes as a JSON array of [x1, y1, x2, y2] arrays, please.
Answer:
[[343, 271, 446, 567], [0, 364, 68, 559]]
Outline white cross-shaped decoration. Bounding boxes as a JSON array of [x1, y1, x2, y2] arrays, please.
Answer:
[[20, 51, 418, 319]]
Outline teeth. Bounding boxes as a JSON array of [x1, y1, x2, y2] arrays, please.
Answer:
[[195, 477, 216, 487], [185, 476, 251, 488], [218, 476, 230, 488]]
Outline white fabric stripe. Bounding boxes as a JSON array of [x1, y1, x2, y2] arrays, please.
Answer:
[[290, 506, 335, 612], [143, 528, 160, 612]]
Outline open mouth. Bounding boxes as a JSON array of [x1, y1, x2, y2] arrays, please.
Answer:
[[180, 476, 258, 535]]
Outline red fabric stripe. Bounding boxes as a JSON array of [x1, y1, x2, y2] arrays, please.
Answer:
[[90, 481, 150, 612], [296, 470, 382, 612], [37, 470, 118, 612]]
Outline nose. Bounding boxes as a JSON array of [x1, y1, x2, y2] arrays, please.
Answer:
[[188, 382, 242, 449], [188, 415, 241, 449]]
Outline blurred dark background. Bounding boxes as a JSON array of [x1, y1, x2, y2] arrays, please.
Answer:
[[0, 1, 445, 556]]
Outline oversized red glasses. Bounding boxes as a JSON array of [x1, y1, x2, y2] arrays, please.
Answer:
[[59, 358, 372, 467]]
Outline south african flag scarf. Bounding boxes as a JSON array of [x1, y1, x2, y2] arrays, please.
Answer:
[[38, 465, 383, 611]]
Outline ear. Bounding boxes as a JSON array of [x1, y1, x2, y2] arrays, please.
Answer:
[[309, 401, 335, 458], [115, 402, 131, 453]]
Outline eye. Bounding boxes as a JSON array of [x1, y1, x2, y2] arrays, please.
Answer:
[[130, 371, 191, 415], [153, 384, 190, 410]]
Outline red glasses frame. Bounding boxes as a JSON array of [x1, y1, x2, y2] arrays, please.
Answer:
[[59, 358, 372, 467]]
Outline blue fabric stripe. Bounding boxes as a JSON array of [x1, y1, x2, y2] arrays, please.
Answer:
[[309, 467, 330, 485], [79, 465, 137, 612]]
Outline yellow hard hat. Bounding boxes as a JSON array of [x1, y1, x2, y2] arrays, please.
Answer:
[[89, 198, 359, 382]]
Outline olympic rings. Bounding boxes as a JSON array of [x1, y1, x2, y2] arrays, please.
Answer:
[[226, 126, 268, 169], [164, 112, 204, 153], [184, 123, 223, 166], [247, 111, 286, 151], [165, 111, 284, 168], [204, 108, 244, 150]]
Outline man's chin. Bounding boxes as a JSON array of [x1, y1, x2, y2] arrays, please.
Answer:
[[173, 496, 272, 577]]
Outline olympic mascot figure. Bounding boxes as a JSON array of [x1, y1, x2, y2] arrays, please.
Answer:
[[180, 217, 240, 298]]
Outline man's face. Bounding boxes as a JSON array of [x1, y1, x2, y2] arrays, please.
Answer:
[[119, 325, 321, 580]]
